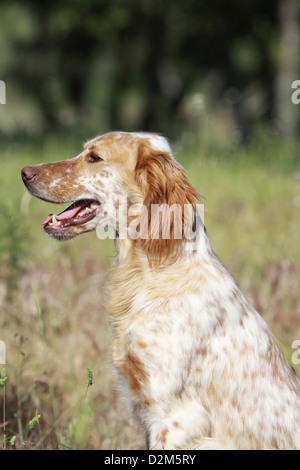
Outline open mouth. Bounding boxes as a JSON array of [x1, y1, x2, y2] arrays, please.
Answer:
[[42, 199, 101, 233]]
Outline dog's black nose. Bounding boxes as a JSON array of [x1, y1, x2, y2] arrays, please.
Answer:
[[21, 166, 37, 182]]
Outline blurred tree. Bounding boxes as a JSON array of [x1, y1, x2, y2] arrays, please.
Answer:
[[1, 0, 299, 140]]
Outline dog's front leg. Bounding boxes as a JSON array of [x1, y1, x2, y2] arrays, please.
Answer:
[[142, 402, 211, 450]]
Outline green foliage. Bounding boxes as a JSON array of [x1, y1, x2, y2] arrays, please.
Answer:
[[27, 409, 41, 432], [86, 367, 93, 388], [1, 0, 298, 139], [68, 402, 94, 450], [0, 368, 7, 386], [0, 202, 31, 301], [67, 367, 95, 449], [25, 409, 44, 450]]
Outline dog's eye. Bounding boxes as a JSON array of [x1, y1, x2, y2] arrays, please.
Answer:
[[86, 153, 103, 163]]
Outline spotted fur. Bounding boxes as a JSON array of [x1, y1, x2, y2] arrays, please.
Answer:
[[22, 131, 300, 450]]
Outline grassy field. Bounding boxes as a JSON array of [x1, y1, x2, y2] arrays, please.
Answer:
[[0, 132, 299, 449]]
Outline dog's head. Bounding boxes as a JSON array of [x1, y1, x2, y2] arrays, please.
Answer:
[[21, 132, 198, 263]]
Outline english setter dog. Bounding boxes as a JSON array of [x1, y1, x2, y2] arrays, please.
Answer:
[[21, 131, 300, 450]]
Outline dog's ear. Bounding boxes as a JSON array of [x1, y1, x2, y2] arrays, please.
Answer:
[[134, 141, 198, 265]]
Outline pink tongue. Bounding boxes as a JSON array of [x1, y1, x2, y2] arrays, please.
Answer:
[[42, 203, 88, 226]]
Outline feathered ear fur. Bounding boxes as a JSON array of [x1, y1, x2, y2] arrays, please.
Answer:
[[134, 141, 199, 265]]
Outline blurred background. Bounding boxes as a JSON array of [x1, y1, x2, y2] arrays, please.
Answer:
[[1, 0, 300, 141], [0, 0, 299, 450]]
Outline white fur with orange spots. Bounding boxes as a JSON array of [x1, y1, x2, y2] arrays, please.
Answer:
[[22, 131, 300, 450]]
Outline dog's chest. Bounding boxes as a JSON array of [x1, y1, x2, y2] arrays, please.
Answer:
[[108, 288, 215, 412]]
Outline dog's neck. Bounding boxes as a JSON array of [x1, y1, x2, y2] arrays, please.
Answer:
[[114, 213, 212, 270]]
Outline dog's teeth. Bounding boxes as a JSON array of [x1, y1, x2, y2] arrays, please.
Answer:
[[52, 215, 58, 224], [90, 203, 98, 209]]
